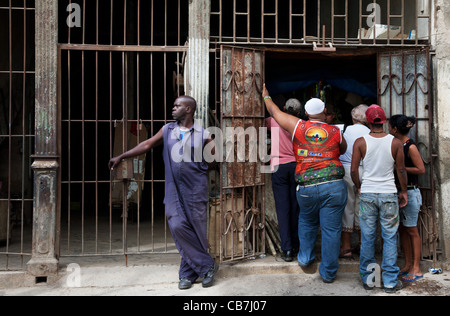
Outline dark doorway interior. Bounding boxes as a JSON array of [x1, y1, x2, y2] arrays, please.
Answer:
[[265, 51, 378, 125], [57, 0, 189, 256]]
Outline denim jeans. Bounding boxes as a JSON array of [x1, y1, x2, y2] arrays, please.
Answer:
[[296, 180, 347, 281], [399, 188, 422, 227], [359, 193, 400, 288]]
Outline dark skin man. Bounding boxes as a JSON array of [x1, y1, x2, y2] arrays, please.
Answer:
[[108, 96, 215, 170]]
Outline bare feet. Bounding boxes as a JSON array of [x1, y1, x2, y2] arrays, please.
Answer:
[[400, 268, 423, 282]]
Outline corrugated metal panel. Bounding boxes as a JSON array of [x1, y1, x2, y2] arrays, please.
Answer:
[[186, 0, 211, 128], [186, 38, 210, 128]]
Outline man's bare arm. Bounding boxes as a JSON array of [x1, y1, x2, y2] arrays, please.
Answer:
[[339, 136, 348, 155], [108, 128, 164, 170], [351, 137, 364, 193]]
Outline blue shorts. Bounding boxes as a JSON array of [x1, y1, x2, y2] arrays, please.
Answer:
[[399, 188, 422, 227]]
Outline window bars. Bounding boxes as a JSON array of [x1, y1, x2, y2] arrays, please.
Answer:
[[58, 0, 188, 259], [0, 1, 35, 271], [211, 0, 432, 47]]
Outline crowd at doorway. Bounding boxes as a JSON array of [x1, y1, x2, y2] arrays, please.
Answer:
[[263, 81, 424, 293]]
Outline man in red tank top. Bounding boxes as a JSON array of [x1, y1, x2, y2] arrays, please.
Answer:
[[263, 85, 347, 283], [293, 119, 345, 185]]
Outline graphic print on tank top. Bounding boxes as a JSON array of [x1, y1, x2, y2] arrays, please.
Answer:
[[293, 121, 344, 185]]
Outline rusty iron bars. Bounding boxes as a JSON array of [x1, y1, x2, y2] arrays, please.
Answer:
[[218, 46, 266, 262], [57, 0, 188, 259], [0, 2, 35, 271], [378, 48, 440, 262], [58, 48, 188, 258], [211, 0, 432, 47]]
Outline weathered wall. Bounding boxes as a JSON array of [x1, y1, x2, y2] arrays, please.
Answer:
[[433, 0, 450, 267]]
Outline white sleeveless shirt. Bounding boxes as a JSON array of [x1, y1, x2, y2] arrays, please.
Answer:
[[339, 124, 370, 166], [361, 134, 397, 194]]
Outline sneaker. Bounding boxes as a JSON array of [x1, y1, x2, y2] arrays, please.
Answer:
[[384, 281, 403, 294], [202, 263, 219, 288], [178, 278, 193, 290], [362, 283, 374, 290], [322, 277, 334, 284]]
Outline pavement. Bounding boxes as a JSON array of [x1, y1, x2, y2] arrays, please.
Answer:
[[0, 253, 449, 297]]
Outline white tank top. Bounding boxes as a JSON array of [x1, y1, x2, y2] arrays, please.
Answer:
[[361, 134, 397, 194], [339, 124, 370, 166]]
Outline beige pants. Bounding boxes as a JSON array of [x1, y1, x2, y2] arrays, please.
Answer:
[[342, 165, 362, 233]]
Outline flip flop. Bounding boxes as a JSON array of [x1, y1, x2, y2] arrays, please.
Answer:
[[401, 274, 423, 282], [398, 271, 408, 276]]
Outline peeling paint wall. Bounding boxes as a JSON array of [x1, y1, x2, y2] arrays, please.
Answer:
[[28, 0, 59, 276], [433, 0, 450, 267]]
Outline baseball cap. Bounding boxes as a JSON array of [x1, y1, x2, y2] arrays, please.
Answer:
[[285, 98, 302, 112], [366, 104, 387, 124], [305, 98, 325, 115]]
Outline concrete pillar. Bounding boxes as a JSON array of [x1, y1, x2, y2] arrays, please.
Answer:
[[186, 0, 211, 128], [27, 0, 59, 276], [433, 0, 450, 268]]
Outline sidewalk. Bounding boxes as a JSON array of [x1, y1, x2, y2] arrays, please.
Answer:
[[1, 253, 449, 296]]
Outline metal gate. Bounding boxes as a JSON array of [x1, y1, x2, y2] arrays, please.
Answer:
[[0, 1, 35, 271], [214, 46, 266, 262], [57, 0, 188, 260], [378, 48, 440, 262]]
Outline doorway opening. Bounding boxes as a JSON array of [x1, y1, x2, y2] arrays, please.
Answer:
[[263, 49, 378, 255], [265, 50, 378, 125], [262, 48, 438, 262]]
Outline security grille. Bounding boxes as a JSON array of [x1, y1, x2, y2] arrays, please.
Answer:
[[216, 46, 266, 262], [378, 48, 440, 262], [58, 0, 188, 260], [211, 0, 432, 47], [0, 1, 35, 271]]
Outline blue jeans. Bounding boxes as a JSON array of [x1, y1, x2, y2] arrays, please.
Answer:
[[296, 180, 347, 281], [399, 188, 422, 227], [359, 193, 400, 288]]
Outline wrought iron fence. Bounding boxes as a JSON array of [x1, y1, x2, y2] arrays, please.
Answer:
[[0, 1, 35, 271]]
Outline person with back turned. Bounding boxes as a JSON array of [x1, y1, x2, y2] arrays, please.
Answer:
[[265, 98, 302, 262], [339, 104, 370, 259], [263, 84, 348, 284], [351, 104, 408, 293], [389, 114, 425, 283]]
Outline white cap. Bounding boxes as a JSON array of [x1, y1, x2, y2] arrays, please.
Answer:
[[305, 98, 325, 115]]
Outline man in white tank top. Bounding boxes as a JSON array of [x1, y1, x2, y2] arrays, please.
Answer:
[[351, 105, 408, 294]]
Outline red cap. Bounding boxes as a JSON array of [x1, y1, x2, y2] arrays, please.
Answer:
[[366, 104, 387, 124]]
